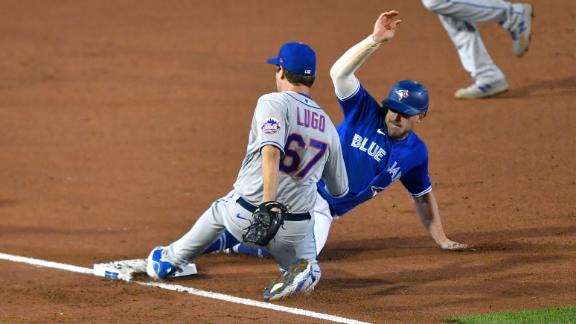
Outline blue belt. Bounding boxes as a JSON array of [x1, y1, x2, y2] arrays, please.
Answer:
[[236, 197, 311, 221]]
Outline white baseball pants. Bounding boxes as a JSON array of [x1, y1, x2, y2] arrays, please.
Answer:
[[421, 0, 525, 84]]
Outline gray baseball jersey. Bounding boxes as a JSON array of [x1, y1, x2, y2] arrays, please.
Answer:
[[233, 91, 348, 213], [164, 90, 348, 274]]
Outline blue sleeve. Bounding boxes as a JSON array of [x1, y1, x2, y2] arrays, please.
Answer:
[[338, 84, 381, 119], [400, 158, 432, 197]]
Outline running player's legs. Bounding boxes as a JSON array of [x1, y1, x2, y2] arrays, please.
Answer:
[[421, 0, 509, 23], [438, 15, 505, 83]]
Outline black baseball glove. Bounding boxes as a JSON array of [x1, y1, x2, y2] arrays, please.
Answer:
[[242, 201, 288, 246]]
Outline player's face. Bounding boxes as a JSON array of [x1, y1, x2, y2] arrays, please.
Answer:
[[385, 108, 424, 140]]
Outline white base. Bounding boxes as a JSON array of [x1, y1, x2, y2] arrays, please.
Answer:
[[94, 259, 197, 281]]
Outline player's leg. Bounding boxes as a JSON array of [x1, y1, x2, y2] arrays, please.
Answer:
[[437, 15, 508, 99], [204, 231, 271, 257], [501, 2, 533, 57], [203, 231, 240, 254], [263, 216, 320, 301], [234, 243, 271, 257], [313, 192, 334, 255], [422, 0, 534, 57], [421, 0, 509, 23], [146, 192, 234, 278]]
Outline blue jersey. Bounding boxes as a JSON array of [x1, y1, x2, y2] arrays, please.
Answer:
[[318, 84, 432, 216]]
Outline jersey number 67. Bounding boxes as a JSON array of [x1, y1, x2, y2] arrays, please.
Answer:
[[280, 133, 327, 178]]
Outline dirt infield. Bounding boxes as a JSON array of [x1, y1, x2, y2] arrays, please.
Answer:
[[1, 0, 575, 323]]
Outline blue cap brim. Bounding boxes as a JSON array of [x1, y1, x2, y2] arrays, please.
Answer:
[[383, 99, 423, 116], [266, 58, 280, 65]]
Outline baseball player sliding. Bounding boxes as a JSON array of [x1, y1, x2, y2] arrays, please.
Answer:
[[421, 0, 533, 99], [145, 42, 348, 301], [205, 11, 468, 259]]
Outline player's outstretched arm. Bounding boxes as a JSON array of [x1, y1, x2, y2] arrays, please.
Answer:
[[329, 11, 402, 99], [413, 191, 469, 251]]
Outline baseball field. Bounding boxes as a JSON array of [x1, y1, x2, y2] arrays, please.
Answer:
[[1, 0, 575, 323]]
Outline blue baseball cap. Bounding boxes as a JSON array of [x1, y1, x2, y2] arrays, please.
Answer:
[[266, 42, 316, 76], [382, 80, 429, 116]]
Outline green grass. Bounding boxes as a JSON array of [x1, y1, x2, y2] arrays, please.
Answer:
[[445, 306, 576, 324]]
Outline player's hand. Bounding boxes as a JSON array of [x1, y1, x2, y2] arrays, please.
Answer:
[[439, 240, 470, 251], [371, 11, 402, 43]]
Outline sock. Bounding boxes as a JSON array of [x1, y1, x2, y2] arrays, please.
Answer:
[[203, 231, 240, 254], [234, 243, 272, 258]]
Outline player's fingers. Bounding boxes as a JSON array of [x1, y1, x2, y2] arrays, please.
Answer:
[[383, 10, 399, 18], [454, 243, 475, 251], [384, 20, 402, 31], [378, 11, 395, 22], [377, 13, 387, 22], [442, 241, 470, 251]]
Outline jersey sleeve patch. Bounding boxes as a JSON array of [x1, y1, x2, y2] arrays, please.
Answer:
[[260, 117, 282, 135]]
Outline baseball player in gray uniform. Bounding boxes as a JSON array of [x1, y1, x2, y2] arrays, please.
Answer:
[[146, 42, 348, 302], [421, 0, 533, 99]]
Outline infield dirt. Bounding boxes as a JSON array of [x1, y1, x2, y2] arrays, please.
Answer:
[[1, 1, 575, 323]]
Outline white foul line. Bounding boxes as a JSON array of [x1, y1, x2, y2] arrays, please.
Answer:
[[0, 252, 94, 275], [0, 252, 369, 324]]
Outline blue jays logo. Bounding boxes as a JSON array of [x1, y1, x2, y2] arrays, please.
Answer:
[[395, 90, 410, 100], [261, 117, 281, 135], [387, 161, 402, 182]]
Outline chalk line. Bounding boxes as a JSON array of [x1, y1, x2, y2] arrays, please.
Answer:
[[0, 252, 369, 324]]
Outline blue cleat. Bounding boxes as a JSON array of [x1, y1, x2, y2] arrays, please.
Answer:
[[146, 246, 178, 279]]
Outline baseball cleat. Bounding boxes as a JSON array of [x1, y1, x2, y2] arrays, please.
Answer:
[[146, 246, 179, 279], [263, 259, 319, 301], [509, 4, 533, 57], [454, 79, 508, 99]]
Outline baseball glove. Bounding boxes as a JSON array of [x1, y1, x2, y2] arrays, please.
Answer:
[[242, 201, 287, 246]]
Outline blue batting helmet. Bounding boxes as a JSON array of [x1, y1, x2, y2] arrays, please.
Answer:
[[382, 80, 429, 116]]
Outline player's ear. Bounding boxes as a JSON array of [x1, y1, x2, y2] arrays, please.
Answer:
[[415, 113, 426, 123]]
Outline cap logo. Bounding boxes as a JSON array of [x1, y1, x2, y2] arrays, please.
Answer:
[[304, 69, 311, 75], [395, 89, 410, 100], [261, 117, 281, 135]]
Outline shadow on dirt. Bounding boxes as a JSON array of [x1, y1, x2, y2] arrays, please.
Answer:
[[501, 76, 576, 98], [322, 225, 576, 261], [0, 199, 18, 207], [322, 254, 575, 307]]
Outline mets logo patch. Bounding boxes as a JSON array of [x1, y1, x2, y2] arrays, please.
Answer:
[[395, 89, 410, 100], [261, 117, 281, 135]]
